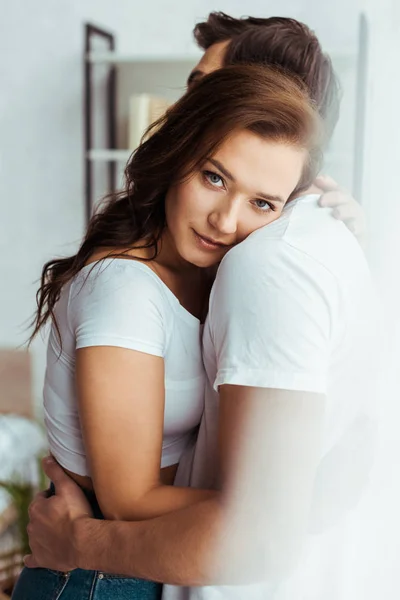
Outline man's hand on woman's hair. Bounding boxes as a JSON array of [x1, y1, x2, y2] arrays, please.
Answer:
[[24, 457, 93, 572], [315, 175, 367, 245]]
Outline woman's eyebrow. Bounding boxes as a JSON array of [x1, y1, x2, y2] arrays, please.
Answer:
[[208, 158, 284, 204], [209, 158, 235, 182]]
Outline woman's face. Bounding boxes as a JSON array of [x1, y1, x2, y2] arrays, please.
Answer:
[[165, 129, 306, 268]]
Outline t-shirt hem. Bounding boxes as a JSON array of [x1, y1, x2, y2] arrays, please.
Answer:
[[160, 451, 184, 468], [214, 368, 327, 394], [76, 335, 164, 357], [47, 445, 90, 478]]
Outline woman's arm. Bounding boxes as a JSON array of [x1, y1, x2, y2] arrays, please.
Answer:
[[76, 345, 214, 521]]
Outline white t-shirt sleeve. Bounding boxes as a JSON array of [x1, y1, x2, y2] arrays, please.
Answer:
[[209, 239, 340, 394], [69, 262, 168, 357]]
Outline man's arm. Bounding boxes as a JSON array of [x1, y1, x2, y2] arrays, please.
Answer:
[[76, 493, 223, 585], [27, 458, 223, 584], [29, 383, 325, 587]]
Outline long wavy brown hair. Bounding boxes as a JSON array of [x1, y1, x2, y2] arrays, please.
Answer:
[[30, 64, 322, 342]]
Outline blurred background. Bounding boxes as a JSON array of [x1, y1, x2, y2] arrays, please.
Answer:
[[0, 0, 399, 596]]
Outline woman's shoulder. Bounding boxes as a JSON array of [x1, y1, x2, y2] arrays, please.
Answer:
[[69, 258, 171, 313], [65, 258, 173, 355]]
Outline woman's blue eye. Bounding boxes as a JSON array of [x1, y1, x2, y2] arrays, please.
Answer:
[[204, 171, 224, 187], [252, 199, 276, 212], [255, 199, 269, 209]]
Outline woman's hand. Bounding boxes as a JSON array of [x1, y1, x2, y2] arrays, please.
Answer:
[[315, 175, 367, 246], [24, 457, 93, 572]]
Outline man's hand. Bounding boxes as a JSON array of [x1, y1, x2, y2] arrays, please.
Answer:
[[24, 457, 93, 572], [315, 175, 367, 245]]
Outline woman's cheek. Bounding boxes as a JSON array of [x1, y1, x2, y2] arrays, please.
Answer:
[[187, 182, 212, 214]]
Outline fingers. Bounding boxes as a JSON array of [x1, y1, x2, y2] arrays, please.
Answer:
[[23, 554, 39, 569], [28, 490, 48, 521], [41, 458, 93, 519], [319, 190, 351, 208], [41, 457, 70, 490], [314, 174, 340, 192], [35, 490, 49, 501], [332, 203, 363, 224], [317, 188, 367, 242], [41, 455, 57, 475]]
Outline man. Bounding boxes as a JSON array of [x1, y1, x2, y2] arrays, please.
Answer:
[[25, 13, 374, 599], [188, 14, 365, 242]]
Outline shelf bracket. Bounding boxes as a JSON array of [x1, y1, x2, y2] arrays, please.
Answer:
[[84, 24, 117, 223]]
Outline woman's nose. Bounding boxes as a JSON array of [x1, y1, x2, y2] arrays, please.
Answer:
[[208, 199, 240, 236]]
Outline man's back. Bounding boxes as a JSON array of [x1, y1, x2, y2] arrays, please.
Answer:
[[166, 195, 376, 599]]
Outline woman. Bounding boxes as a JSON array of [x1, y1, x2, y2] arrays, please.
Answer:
[[12, 65, 322, 600]]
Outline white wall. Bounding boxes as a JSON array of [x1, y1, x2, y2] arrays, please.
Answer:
[[336, 5, 400, 596], [0, 0, 363, 411]]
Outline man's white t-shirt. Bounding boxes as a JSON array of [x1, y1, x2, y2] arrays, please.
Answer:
[[163, 195, 376, 600]]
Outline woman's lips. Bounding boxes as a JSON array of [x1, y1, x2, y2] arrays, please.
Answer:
[[193, 230, 231, 251]]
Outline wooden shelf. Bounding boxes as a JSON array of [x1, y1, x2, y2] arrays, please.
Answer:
[[86, 51, 201, 64], [87, 149, 353, 163], [86, 50, 356, 66], [87, 149, 132, 162]]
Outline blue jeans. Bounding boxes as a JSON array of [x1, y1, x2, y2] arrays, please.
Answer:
[[12, 567, 162, 600], [12, 483, 162, 600]]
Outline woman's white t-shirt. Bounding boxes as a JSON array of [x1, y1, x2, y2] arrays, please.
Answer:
[[43, 259, 205, 477]]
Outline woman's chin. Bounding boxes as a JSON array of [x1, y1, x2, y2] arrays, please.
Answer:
[[181, 248, 223, 269]]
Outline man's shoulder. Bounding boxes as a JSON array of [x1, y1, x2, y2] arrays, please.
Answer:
[[217, 198, 318, 273], [219, 195, 365, 280]]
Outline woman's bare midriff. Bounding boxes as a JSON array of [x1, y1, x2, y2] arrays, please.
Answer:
[[59, 462, 179, 493]]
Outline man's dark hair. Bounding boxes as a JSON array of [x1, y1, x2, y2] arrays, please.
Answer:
[[194, 13, 341, 142], [194, 12, 277, 49]]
